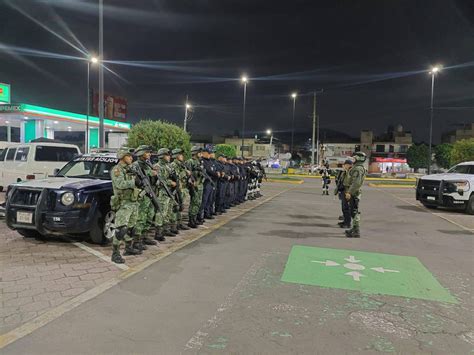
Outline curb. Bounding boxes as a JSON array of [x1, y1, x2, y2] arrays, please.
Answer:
[[368, 183, 415, 188]]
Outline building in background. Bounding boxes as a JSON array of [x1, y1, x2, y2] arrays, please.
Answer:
[[224, 136, 276, 158], [361, 124, 413, 174], [441, 123, 474, 143], [0, 83, 130, 152]]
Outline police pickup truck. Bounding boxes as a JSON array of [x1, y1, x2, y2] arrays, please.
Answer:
[[416, 161, 474, 215], [5, 153, 118, 243]]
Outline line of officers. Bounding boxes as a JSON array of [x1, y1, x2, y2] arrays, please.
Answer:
[[109, 145, 266, 264]]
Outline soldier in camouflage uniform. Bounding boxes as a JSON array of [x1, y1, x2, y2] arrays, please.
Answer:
[[186, 146, 204, 228], [170, 148, 191, 231], [345, 152, 367, 238], [153, 148, 178, 238], [110, 147, 142, 264], [131, 145, 158, 249]]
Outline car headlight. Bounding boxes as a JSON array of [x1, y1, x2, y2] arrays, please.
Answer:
[[61, 192, 75, 206], [453, 181, 470, 192]]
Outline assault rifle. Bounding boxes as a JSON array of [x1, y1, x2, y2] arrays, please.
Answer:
[[145, 161, 179, 206], [128, 164, 161, 211], [169, 169, 184, 211], [200, 164, 216, 188]]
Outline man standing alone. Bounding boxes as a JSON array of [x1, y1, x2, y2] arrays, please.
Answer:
[[345, 152, 367, 238]]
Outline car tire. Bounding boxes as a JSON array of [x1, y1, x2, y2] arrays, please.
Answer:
[[89, 210, 107, 244], [466, 194, 474, 215], [422, 203, 438, 209], [17, 229, 42, 238]]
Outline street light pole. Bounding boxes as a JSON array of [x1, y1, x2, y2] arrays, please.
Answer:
[[290, 92, 297, 154], [183, 95, 190, 132], [266, 129, 273, 159], [98, 0, 105, 148], [428, 66, 441, 174], [241, 76, 248, 157], [86, 57, 98, 153]]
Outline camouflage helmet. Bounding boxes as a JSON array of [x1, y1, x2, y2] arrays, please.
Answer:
[[353, 151, 367, 163], [157, 148, 170, 157], [134, 145, 153, 157], [117, 147, 135, 159], [171, 148, 183, 158], [191, 146, 202, 154]]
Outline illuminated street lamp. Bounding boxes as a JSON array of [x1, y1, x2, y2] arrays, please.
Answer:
[[86, 56, 99, 153], [240, 75, 249, 157], [183, 95, 192, 132], [290, 92, 297, 154], [266, 129, 274, 158], [427, 65, 442, 174]]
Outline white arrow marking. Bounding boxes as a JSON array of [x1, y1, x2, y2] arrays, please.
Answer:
[[345, 271, 365, 281], [345, 256, 361, 263], [371, 267, 400, 273], [311, 260, 340, 266]]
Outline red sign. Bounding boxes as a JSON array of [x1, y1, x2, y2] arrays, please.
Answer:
[[373, 157, 407, 163], [93, 93, 128, 122]]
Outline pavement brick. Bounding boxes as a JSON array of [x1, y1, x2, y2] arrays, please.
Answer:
[[47, 283, 71, 292], [21, 301, 50, 313], [64, 270, 88, 277], [3, 313, 22, 325], [40, 273, 66, 282], [61, 288, 86, 297], [87, 267, 110, 274], [17, 288, 45, 298], [2, 284, 30, 293], [4, 296, 33, 308], [34, 292, 63, 302], [79, 273, 104, 281]]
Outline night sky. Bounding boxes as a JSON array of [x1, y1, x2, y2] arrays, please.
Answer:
[[1, 0, 473, 143]]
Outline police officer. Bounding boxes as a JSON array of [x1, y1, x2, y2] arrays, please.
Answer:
[[132, 145, 159, 249], [152, 148, 177, 240], [215, 154, 227, 214], [110, 147, 141, 264], [186, 146, 204, 227], [345, 152, 367, 238], [209, 151, 221, 216], [200, 148, 218, 220], [170, 148, 191, 231]]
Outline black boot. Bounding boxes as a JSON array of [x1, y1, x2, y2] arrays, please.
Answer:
[[345, 228, 360, 238], [111, 246, 125, 264], [338, 216, 344, 221], [196, 216, 204, 225], [338, 222, 351, 228], [154, 227, 165, 242], [134, 239, 147, 251], [143, 237, 158, 246], [123, 241, 141, 256], [170, 224, 179, 235], [178, 223, 190, 231], [188, 216, 197, 229], [205, 214, 215, 220]]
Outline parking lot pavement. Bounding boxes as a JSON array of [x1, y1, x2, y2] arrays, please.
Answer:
[[0, 184, 287, 339], [378, 187, 474, 231]]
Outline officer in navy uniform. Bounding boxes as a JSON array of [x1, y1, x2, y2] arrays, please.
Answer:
[[200, 147, 219, 220], [215, 154, 227, 214], [209, 151, 220, 216]]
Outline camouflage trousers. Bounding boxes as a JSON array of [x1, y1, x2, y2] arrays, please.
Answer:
[[135, 195, 155, 237], [153, 190, 171, 227], [349, 196, 361, 229], [176, 189, 189, 224], [189, 184, 203, 218], [112, 200, 138, 247]]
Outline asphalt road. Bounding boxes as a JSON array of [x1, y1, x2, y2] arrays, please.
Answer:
[[3, 181, 473, 354]]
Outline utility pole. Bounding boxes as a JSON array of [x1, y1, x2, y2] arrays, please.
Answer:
[[311, 92, 316, 169], [98, 0, 104, 148]]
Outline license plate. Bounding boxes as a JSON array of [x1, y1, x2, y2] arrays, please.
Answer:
[[17, 211, 33, 224], [427, 196, 436, 201]]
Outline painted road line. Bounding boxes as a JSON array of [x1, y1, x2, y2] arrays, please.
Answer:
[[368, 183, 414, 188], [281, 245, 457, 303], [58, 236, 129, 271], [72, 242, 129, 271], [376, 188, 474, 235], [0, 187, 292, 350]]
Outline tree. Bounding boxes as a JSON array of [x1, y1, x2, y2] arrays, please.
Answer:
[[450, 138, 474, 165], [214, 144, 237, 158], [407, 144, 430, 172], [434, 143, 453, 169], [127, 120, 191, 157]]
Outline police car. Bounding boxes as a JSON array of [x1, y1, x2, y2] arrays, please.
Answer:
[[5, 153, 118, 243], [416, 161, 474, 215]]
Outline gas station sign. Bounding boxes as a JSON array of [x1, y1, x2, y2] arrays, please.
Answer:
[[0, 83, 11, 104]]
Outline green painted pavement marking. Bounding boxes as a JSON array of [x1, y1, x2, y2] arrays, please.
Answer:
[[281, 246, 457, 304]]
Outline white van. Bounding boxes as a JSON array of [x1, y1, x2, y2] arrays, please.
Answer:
[[0, 142, 81, 192]]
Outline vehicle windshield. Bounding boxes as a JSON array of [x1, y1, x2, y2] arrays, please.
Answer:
[[57, 157, 118, 180], [447, 164, 474, 175]]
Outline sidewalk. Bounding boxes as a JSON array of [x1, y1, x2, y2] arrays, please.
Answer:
[[0, 184, 286, 336]]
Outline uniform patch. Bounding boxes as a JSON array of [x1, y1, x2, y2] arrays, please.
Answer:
[[114, 168, 121, 177]]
